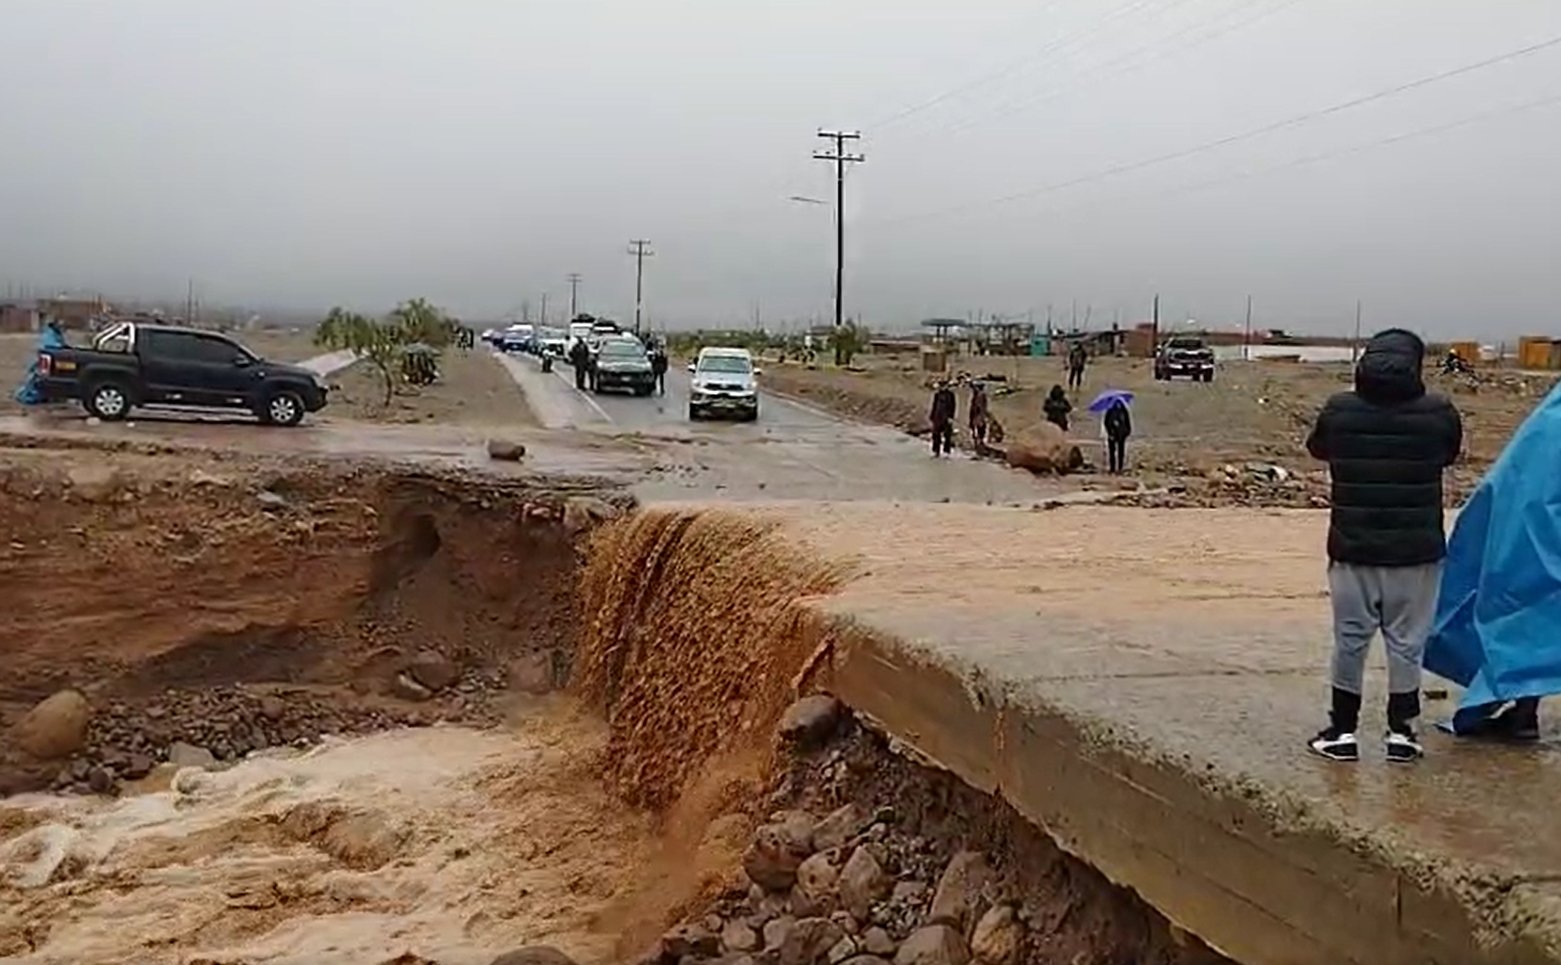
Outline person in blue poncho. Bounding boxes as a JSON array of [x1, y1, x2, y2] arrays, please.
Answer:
[[12, 319, 66, 406], [1305, 329, 1462, 764], [1423, 375, 1561, 743]]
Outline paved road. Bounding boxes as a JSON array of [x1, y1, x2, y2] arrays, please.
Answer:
[[489, 349, 1059, 504]]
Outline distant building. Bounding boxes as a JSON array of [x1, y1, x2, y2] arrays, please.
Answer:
[[36, 295, 109, 330], [0, 303, 40, 333]]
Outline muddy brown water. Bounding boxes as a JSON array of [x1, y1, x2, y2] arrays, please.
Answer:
[[0, 450, 1232, 964]]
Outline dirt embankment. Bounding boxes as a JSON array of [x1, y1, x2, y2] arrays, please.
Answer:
[[0, 446, 623, 796], [3, 457, 1240, 965]]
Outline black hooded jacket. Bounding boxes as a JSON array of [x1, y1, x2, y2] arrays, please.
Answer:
[[1306, 329, 1462, 566]]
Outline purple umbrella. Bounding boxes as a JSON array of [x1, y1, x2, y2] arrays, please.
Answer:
[[1086, 389, 1134, 414]]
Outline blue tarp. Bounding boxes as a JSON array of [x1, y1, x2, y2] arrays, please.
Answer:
[[1425, 378, 1561, 732], [11, 324, 65, 405]]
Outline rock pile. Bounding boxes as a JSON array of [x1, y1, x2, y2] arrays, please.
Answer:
[[639, 698, 1026, 965], [642, 807, 1022, 965]]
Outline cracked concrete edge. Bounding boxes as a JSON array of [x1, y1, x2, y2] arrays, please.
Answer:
[[808, 611, 1561, 965]]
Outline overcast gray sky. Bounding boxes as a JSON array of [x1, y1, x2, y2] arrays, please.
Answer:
[[3, 0, 1559, 337]]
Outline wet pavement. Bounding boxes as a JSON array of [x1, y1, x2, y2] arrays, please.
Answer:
[[493, 349, 1061, 504], [758, 502, 1561, 965]]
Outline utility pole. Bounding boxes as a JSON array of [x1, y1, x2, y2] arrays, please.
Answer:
[[1244, 295, 1253, 362], [628, 240, 654, 335], [567, 273, 582, 321], [540, 292, 548, 327], [1353, 300, 1363, 362], [814, 129, 864, 366], [185, 278, 194, 326], [1151, 294, 1160, 356]]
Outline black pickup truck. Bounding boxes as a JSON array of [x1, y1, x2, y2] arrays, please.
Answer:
[[37, 323, 329, 426]]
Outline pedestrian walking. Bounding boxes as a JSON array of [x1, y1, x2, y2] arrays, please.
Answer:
[[1043, 384, 1072, 432], [648, 341, 669, 395], [1102, 398, 1131, 474], [1305, 329, 1462, 764], [568, 338, 591, 391], [1066, 341, 1087, 391], [968, 381, 990, 452], [929, 380, 956, 457]]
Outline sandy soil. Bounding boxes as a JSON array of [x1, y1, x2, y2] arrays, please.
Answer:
[[324, 349, 535, 427], [0, 706, 659, 965], [761, 353, 1555, 502]]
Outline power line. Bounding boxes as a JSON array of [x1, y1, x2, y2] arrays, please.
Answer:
[[867, 0, 1176, 134], [814, 130, 864, 365], [627, 241, 653, 335], [940, 90, 1561, 229], [871, 30, 1561, 228], [942, 0, 1307, 138]]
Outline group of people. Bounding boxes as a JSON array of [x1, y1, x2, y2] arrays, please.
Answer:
[[925, 370, 1132, 475], [1307, 328, 1555, 764]]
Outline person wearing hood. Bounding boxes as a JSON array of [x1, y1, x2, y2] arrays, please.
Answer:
[[1305, 329, 1462, 764], [928, 380, 957, 457], [1043, 385, 1072, 432]]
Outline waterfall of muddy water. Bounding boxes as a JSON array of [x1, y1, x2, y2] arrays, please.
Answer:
[[575, 508, 853, 811], [0, 701, 662, 965], [572, 508, 854, 955]]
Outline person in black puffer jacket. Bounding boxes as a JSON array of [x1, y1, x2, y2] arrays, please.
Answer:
[[1304, 328, 1462, 764]]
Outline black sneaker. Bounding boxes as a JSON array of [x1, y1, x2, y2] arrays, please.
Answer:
[[1385, 730, 1423, 764], [1308, 728, 1358, 761], [1495, 699, 1541, 743]]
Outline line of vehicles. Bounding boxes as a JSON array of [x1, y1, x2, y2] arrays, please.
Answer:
[[480, 317, 761, 421]]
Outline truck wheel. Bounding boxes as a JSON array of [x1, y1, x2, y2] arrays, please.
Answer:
[[85, 380, 132, 421], [262, 389, 306, 427]]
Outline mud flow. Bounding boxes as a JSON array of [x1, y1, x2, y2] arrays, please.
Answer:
[[0, 451, 1231, 965]]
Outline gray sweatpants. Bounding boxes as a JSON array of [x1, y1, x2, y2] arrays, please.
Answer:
[[1328, 562, 1441, 696]]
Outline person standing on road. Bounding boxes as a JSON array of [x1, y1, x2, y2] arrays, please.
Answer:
[[1066, 341, 1088, 391], [929, 380, 957, 457], [968, 381, 991, 452], [1043, 384, 1072, 432], [568, 338, 591, 390], [1305, 329, 1462, 765], [648, 341, 669, 395], [1102, 398, 1131, 474]]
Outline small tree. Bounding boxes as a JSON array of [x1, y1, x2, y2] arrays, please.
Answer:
[[314, 299, 465, 406], [832, 320, 871, 367], [315, 307, 401, 406]]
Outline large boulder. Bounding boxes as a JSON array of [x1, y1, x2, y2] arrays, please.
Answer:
[[13, 689, 91, 760], [489, 949, 579, 965], [1003, 424, 1082, 475], [744, 811, 817, 891], [893, 925, 969, 965]]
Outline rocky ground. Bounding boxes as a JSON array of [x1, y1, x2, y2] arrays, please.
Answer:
[[629, 697, 1229, 965]]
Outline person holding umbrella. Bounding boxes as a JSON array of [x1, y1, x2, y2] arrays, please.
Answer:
[[1087, 389, 1134, 474]]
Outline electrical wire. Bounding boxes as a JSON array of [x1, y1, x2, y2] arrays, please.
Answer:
[[941, 0, 1308, 138], [901, 91, 1561, 230], [866, 0, 1177, 134], [867, 31, 1561, 229]]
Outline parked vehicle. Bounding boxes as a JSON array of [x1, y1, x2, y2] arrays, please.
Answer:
[[499, 324, 535, 353], [36, 322, 329, 426], [538, 327, 567, 358], [1154, 336, 1216, 382], [688, 347, 760, 421], [592, 337, 655, 396]]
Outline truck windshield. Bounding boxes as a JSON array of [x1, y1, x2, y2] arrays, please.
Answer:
[[1168, 338, 1205, 349], [699, 356, 752, 374], [600, 341, 644, 358]]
